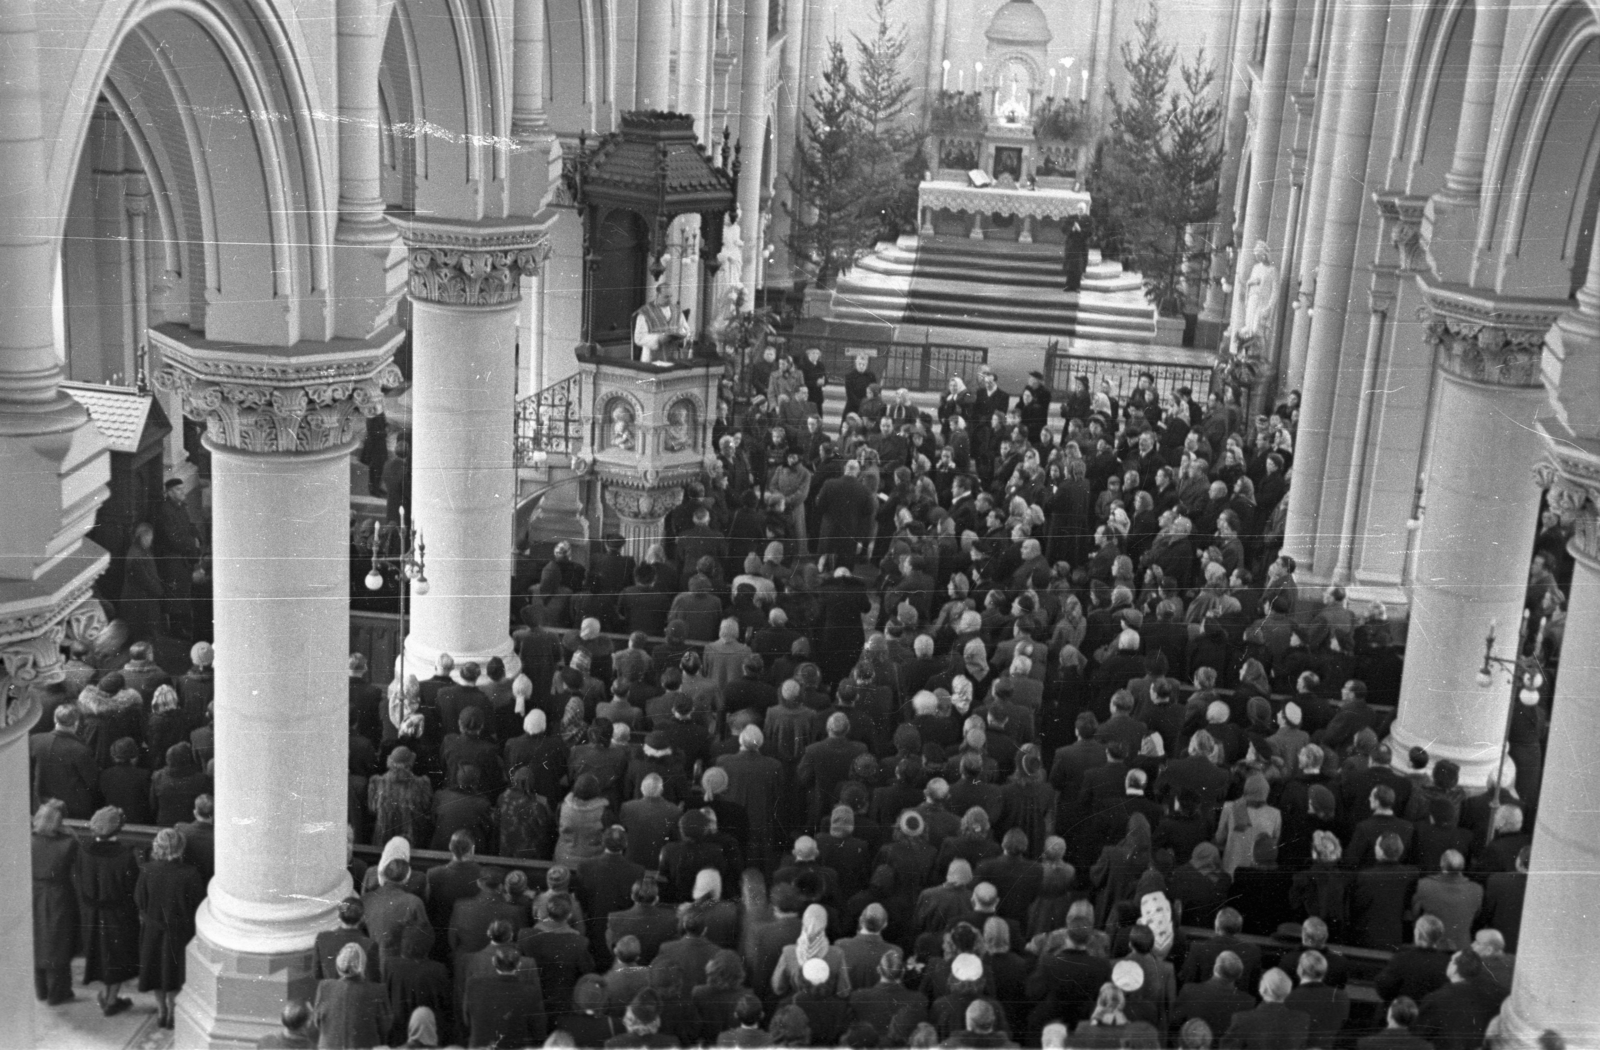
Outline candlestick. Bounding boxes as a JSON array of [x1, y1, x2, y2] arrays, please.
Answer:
[[958, 70, 964, 92], [942, 59, 949, 92], [974, 61, 983, 91], [1048, 69, 1057, 99], [1080, 69, 1088, 102]]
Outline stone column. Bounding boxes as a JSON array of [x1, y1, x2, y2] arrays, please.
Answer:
[[334, 0, 403, 340], [153, 334, 400, 1046], [0, 7, 113, 1038], [924, 0, 951, 98], [678, 0, 715, 141], [1087, 0, 1116, 128], [1386, 296, 1561, 786], [736, 0, 770, 295], [1281, 0, 1388, 570], [1230, 0, 1298, 333], [1422, 0, 1509, 284], [1283, 0, 1351, 392], [605, 484, 684, 561], [1199, 0, 1264, 343], [767, 0, 807, 290], [1329, 269, 1398, 583], [391, 217, 550, 675], [510, 0, 562, 216], [635, 0, 672, 110]]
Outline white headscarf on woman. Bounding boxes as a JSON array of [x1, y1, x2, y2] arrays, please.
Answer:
[[377, 836, 411, 885], [691, 868, 723, 904], [794, 903, 830, 966]]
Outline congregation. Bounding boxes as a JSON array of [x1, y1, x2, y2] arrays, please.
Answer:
[[27, 355, 1564, 1050]]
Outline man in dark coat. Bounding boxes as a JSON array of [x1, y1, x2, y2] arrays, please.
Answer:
[[33, 705, 98, 819], [348, 653, 385, 746], [797, 713, 869, 830], [173, 794, 216, 881], [716, 726, 783, 860], [576, 827, 648, 956], [152, 477, 203, 637], [1171, 951, 1257, 1040], [315, 897, 381, 981], [1413, 950, 1505, 1050], [1350, 834, 1421, 951], [1061, 205, 1092, 292], [1283, 950, 1350, 1046], [463, 947, 547, 1047], [842, 355, 878, 422], [516, 896, 594, 1015], [814, 463, 876, 568], [604, 876, 679, 964], [382, 925, 453, 1045], [1221, 968, 1309, 1049], [1025, 924, 1112, 1029]]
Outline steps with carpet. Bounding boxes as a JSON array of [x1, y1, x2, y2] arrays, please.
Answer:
[[825, 237, 1157, 344]]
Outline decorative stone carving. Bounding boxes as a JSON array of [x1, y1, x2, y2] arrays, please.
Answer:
[[1372, 191, 1428, 273], [604, 485, 683, 521], [1418, 281, 1566, 387], [391, 217, 552, 306], [1534, 455, 1600, 563], [0, 582, 98, 688], [151, 327, 403, 453]]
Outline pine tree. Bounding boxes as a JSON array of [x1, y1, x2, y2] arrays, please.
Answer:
[[850, 0, 918, 242], [788, 41, 861, 288], [1154, 57, 1224, 313], [1089, 1, 1174, 272]]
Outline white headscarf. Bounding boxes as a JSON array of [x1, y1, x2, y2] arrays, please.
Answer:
[[377, 837, 411, 886], [795, 903, 830, 965]]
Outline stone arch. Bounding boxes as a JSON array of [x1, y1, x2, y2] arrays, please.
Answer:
[[52, 0, 333, 351], [1388, 0, 1473, 196], [1480, 1, 1600, 294]]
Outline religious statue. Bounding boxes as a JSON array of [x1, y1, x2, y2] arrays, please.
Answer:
[[632, 282, 688, 363], [609, 401, 637, 451], [663, 401, 695, 453], [1235, 240, 1280, 355]]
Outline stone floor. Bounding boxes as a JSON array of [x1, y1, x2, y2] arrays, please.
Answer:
[[32, 961, 171, 1050]]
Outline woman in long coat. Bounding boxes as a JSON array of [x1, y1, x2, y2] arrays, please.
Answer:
[[32, 800, 79, 1005], [136, 827, 207, 1028], [76, 806, 142, 1016]]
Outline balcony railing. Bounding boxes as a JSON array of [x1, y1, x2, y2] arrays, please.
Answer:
[[515, 372, 584, 466]]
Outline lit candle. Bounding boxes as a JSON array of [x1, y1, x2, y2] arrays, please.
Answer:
[[1080, 69, 1089, 102], [974, 62, 983, 91], [958, 70, 964, 92], [942, 59, 950, 92], [1048, 69, 1057, 98]]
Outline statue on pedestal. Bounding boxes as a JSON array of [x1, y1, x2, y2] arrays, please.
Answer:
[[1235, 241, 1280, 357]]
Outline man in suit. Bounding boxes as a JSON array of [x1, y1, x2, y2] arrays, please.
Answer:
[[1025, 924, 1112, 1030], [348, 653, 384, 744], [848, 948, 929, 1031], [1283, 950, 1349, 1047], [834, 904, 895, 991], [31, 705, 98, 819], [448, 867, 527, 960], [575, 826, 647, 954], [1414, 950, 1506, 1050], [1357, 997, 1434, 1050], [616, 564, 674, 637], [515, 895, 594, 1015], [425, 829, 482, 942], [1316, 679, 1376, 753], [1049, 711, 1107, 806], [814, 460, 876, 567], [313, 897, 381, 981], [1346, 785, 1417, 867], [653, 908, 721, 991], [462, 947, 547, 1047], [1351, 833, 1421, 951], [1180, 910, 1264, 993], [797, 712, 868, 829], [716, 725, 783, 860], [748, 883, 805, 998], [1221, 968, 1309, 1049], [1374, 914, 1452, 1005], [1278, 918, 1352, 990], [1478, 846, 1529, 952], [1413, 796, 1474, 876], [604, 876, 679, 964], [975, 829, 1044, 926], [1155, 729, 1231, 814], [1412, 850, 1482, 953], [1171, 951, 1257, 1042], [174, 793, 216, 880]]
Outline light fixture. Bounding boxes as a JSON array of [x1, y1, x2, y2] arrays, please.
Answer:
[[365, 567, 384, 591], [413, 575, 430, 597], [1475, 669, 1493, 688]]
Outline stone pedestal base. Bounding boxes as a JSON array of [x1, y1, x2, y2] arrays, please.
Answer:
[[174, 928, 319, 1048], [404, 632, 521, 684]]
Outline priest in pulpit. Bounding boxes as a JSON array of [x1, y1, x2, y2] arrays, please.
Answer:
[[633, 282, 689, 362]]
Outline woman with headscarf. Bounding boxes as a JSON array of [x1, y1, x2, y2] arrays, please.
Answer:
[[78, 671, 144, 769], [361, 836, 428, 897], [690, 948, 751, 1043], [1091, 813, 1153, 917], [1289, 829, 1352, 941], [401, 1006, 440, 1048], [553, 772, 610, 864], [1067, 983, 1161, 1048], [314, 942, 393, 1049], [135, 826, 207, 1028], [76, 806, 141, 1016], [496, 765, 555, 860], [32, 800, 79, 1006], [679, 868, 742, 950], [1214, 772, 1281, 875], [367, 745, 434, 849], [770, 903, 852, 999], [145, 684, 187, 771]]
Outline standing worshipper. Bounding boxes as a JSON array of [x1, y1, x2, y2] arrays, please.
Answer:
[[314, 943, 394, 1049], [152, 476, 203, 638], [1062, 204, 1092, 293], [843, 354, 878, 423], [77, 806, 142, 1017], [121, 522, 166, 642], [31, 800, 79, 1007], [136, 826, 208, 1029]]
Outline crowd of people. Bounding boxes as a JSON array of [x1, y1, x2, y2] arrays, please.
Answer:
[[25, 355, 1560, 1049]]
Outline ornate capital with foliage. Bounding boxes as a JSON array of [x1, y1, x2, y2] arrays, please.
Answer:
[[151, 327, 403, 453], [1534, 454, 1600, 563], [1372, 191, 1428, 273], [390, 217, 552, 307], [0, 586, 101, 690], [1418, 282, 1565, 388]]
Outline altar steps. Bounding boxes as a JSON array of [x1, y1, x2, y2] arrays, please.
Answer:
[[824, 238, 1157, 344]]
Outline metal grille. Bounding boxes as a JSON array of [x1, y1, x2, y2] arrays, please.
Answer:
[[1044, 344, 1216, 405], [515, 373, 585, 465], [770, 333, 988, 393]]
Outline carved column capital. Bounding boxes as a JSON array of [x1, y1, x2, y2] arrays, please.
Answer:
[[603, 484, 684, 522], [1372, 191, 1428, 273], [0, 585, 99, 689], [150, 325, 403, 453], [389, 216, 553, 306], [1534, 450, 1600, 564], [1417, 281, 1566, 388]]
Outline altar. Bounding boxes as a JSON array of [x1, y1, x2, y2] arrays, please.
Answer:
[[917, 179, 1091, 244]]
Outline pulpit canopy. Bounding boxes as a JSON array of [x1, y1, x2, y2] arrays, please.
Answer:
[[572, 111, 738, 352]]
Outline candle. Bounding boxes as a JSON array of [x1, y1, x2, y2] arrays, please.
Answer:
[[1080, 69, 1089, 102], [958, 70, 964, 92], [1048, 69, 1057, 98], [942, 59, 949, 92], [974, 61, 983, 90]]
